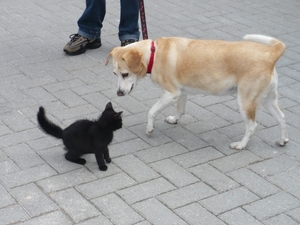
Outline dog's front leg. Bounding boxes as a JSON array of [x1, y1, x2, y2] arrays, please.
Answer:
[[166, 94, 187, 124], [147, 91, 178, 135]]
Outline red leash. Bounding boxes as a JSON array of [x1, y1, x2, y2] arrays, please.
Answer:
[[139, 0, 148, 40]]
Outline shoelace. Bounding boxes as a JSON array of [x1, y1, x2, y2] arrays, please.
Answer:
[[69, 34, 82, 42]]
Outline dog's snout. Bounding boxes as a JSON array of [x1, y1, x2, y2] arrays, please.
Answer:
[[117, 90, 124, 96]]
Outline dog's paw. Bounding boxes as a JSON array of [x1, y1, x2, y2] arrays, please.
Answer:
[[276, 138, 289, 146], [146, 125, 154, 135], [165, 116, 178, 124], [230, 142, 245, 150]]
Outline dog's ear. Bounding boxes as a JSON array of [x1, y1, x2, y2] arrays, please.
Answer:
[[122, 50, 147, 76], [105, 47, 122, 66]]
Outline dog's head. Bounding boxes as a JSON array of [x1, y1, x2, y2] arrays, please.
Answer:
[[106, 46, 147, 96]]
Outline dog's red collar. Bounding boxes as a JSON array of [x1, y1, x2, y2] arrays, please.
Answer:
[[147, 41, 155, 74]]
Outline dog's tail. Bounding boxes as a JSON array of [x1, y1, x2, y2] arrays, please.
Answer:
[[37, 107, 63, 139], [243, 34, 285, 60]]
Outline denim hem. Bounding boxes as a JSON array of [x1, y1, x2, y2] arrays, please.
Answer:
[[78, 28, 101, 40]]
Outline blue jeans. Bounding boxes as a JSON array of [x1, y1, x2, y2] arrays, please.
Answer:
[[77, 0, 140, 41]]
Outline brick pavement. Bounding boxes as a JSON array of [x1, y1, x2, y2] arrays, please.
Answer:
[[1, 0, 300, 224]]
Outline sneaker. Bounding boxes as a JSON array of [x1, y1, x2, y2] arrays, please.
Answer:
[[121, 39, 138, 46], [63, 34, 102, 55]]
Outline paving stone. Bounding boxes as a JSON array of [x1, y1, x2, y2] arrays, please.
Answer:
[[117, 177, 176, 204], [190, 163, 239, 192], [10, 183, 57, 217], [0, 184, 15, 208], [248, 154, 299, 177], [17, 211, 72, 225], [37, 168, 97, 193], [210, 150, 262, 173], [133, 198, 188, 225], [151, 159, 199, 187], [243, 192, 300, 221], [0, 204, 29, 225], [158, 182, 217, 209], [92, 193, 144, 225], [113, 154, 159, 182], [218, 208, 263, 225], [76, 216, 113, 225], [227, 168, 280, 198], [200, 187, 259, 215], [50, 188, 100, 223], [286, 207, 300, 223], [175, 203, 226, 225], [135, 142, 189, 164], [263, 214, 299, 225], [110, 138, 151, 158], [0, 164, 57, 188], [77, 172, 136, 199], [3, 143, 45, 169], [0, 159, 20, 177], [172, 147, 224, 168]]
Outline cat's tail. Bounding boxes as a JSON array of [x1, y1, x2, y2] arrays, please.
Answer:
[[37, 107, 63, 139]]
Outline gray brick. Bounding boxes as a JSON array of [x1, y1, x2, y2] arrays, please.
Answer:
[[218, 208, 263, 225], [0, 204, 29, 224], [158, 182, 217, 209], [92, 193, 143, 225], [135, 142, 189, 164], [11, 183, 57, 217], [268, 171, 300, 199], [248, 154, 299, 177], [3, 143, 45, 169], [76, 172, 136, 199], [163, 126, 209, 150], [210, 150, 262, 173], [243, 192, 300, 221], [286, 207, 300, 223], [0, 184, 15, 208], [263, 214, 299, 225], [76, 216, 113, 225], [37, 168, 97, 193], [110, 138, 151, 158], [175, 203, 226, 225], [0, 159, 20, 177], [228, 168, 279, 198], [113, 154, 159, 182], [18, 211, 72, 225], [151, 159, 199, 187], [200, 187, 259, 215], [50, 188, 100, 223], [190, 163, 239, 192], [172, 147, 224, 168], [2, 110, 35, 132], [133, 198, 188, 225], [117, 178, 176, 204], [0, 164, 57, 188]]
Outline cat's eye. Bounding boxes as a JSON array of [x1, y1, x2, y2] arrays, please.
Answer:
[[121, 73, 129, 78]]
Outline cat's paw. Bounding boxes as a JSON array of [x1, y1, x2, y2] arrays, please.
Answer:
[[105, 158, 112, 163], [77, 158, 86, 165], [99, 165, 108, 171]]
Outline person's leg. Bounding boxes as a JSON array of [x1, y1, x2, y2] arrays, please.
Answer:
[[64, 0, 105, 55], [78, 0, 106, 39], [119, 0, 140, 43]]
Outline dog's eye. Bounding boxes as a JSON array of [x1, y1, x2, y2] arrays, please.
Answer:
[[121, 73, 129, 78]]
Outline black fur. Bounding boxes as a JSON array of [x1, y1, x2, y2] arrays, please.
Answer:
[[37, 102, 122, 171]]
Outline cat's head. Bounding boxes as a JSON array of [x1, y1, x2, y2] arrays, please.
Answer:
[[99, 102, 123, 131]]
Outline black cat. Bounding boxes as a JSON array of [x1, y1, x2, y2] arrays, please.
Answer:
[[37, 102, 122, 171]]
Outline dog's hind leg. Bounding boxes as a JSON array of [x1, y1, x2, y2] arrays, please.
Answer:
[[147, 91, 179, 134], [263, 89, 288, 146], [166, 94, 187, 124], [230, 92, 258, 150]]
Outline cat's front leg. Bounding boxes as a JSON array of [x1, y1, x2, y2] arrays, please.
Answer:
[[103, 146, 111, 163], [95, 151, 107, 171]]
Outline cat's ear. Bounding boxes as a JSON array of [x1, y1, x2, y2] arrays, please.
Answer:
[[114, 111, 123, 119], [105, 102, 113, 110]]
